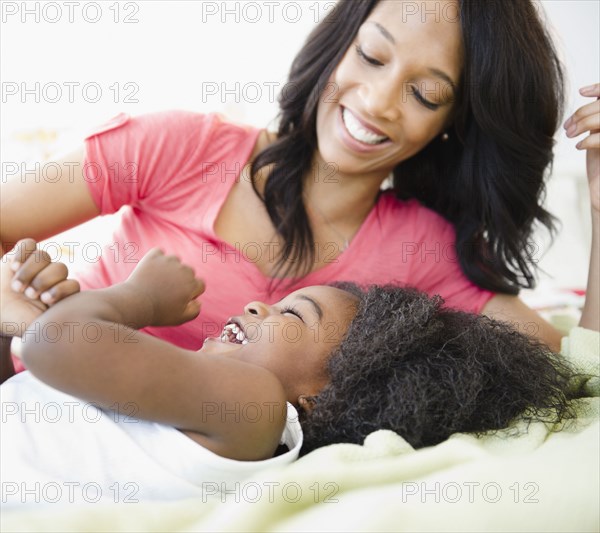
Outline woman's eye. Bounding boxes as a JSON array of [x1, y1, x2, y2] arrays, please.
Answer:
[[355, 44, 383, 67], [409, 85, 440, 111], [355, 45, 440, 111]]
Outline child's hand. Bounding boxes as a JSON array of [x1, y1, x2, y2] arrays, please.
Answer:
[[1, 239, 80, 337], [124, 248, 205, 327]]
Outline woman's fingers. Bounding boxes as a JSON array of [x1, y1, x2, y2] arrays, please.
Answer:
[[580, 83, 600, 97], [566, 109, 600, 139], [22, 261, 68, 300], [39, 279, 81, 305], [565, 100, 600, 134], [8, 239, 78, 305], [564, 83, 599, 131], [11, 250, 52, 294], [9, 238, 38, 272], [576, 133, 600, 151]]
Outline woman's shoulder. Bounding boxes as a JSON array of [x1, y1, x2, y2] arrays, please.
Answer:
[[84, 109, 212, 139], [84, 109, 261, 156], [80, 110, 264, 217]]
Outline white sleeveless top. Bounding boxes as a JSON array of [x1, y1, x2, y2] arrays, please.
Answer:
[[0, 372, 303, 507]]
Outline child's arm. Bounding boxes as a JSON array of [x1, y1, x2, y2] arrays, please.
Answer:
[[19, 249, 287, 461]]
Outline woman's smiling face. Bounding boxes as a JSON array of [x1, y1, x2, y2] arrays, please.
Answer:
[[201, 286, 359, 404], [316, 0, 464, 178]]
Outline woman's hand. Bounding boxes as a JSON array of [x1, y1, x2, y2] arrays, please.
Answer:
[[566, 83, 600, 332], [124, 248, 205, 327], [565, 83, 600, 215], [1, 238, 80, 337]]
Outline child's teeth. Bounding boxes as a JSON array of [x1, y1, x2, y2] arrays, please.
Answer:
[[221, 323, 247, 344]]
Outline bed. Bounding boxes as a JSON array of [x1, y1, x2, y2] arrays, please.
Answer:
[[2, 327, 598, 533]]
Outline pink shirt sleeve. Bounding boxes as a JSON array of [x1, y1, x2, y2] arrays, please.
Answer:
[[82, 110, 220, 215]]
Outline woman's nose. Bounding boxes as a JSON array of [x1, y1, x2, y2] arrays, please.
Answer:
[[359, 78, 402, 122], [244, 301, 271, 317]]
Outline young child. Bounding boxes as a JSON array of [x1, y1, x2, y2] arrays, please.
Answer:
[[1, 237, 589, 507]]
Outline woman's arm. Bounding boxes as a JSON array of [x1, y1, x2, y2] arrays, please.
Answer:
[[484, 83, 600, 342], [571, 82, 599, 331], [19, 249, 287, 461], [0, 147, 99, 255], [579, 210, 599, 331], [0, 336, 15, 384], [481, 295, 563, 352]]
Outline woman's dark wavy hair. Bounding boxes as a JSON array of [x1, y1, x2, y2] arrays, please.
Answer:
[[250, 0, 565, 294], [299, 284, 577, 455]]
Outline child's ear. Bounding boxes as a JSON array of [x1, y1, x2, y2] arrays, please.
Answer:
[[298, 395, 317, 413]]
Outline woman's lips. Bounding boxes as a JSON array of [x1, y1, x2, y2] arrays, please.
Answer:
[[344, 107, 389, 137], [337, 106, 393, 153]]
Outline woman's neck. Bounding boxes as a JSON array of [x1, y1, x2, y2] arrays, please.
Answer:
[[302, 155, 389, 226], [250, 132, 390, 230]]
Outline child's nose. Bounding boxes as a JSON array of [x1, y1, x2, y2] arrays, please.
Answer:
[[244, 301, 271, 317]]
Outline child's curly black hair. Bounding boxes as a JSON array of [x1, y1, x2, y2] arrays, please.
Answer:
[[299, 284, 578, 455]]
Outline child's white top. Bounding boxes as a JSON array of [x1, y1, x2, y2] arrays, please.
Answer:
[[0, 372, 303, 507]]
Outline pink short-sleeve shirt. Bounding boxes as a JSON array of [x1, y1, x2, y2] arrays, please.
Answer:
[[78, 110, 495, 350]]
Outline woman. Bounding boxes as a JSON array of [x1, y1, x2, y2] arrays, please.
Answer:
[[0, 239, 586, 507], [2, 0, 598, 353]]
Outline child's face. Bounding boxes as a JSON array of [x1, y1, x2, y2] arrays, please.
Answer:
[[200, 286, 359, 404]]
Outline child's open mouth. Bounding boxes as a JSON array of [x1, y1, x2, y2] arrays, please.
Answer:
[[220, 322, 248, 344]]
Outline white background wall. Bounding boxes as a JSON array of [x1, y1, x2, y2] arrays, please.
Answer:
[[1, 0, 599, 297]]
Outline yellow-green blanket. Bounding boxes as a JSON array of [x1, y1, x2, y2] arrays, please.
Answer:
[[2, 328, 598, 533]]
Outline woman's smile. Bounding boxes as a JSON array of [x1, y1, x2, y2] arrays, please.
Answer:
[[315, 1, 463, 181], [337, 105, 394, 153]]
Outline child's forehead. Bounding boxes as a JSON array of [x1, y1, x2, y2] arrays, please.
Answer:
[[279, 286, 359, 319], [283, 285, 351, 301]]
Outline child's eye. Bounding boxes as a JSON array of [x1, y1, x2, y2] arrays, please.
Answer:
[[355, 44, 383, 67], [281, 306, 305, 322]]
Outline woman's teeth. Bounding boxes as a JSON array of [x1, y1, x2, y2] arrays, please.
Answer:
[[221, 323, 248, 344], [342, 108, 389, 145]]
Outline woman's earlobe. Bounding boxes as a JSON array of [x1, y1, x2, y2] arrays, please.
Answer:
[[298, 395, 317, 412]]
